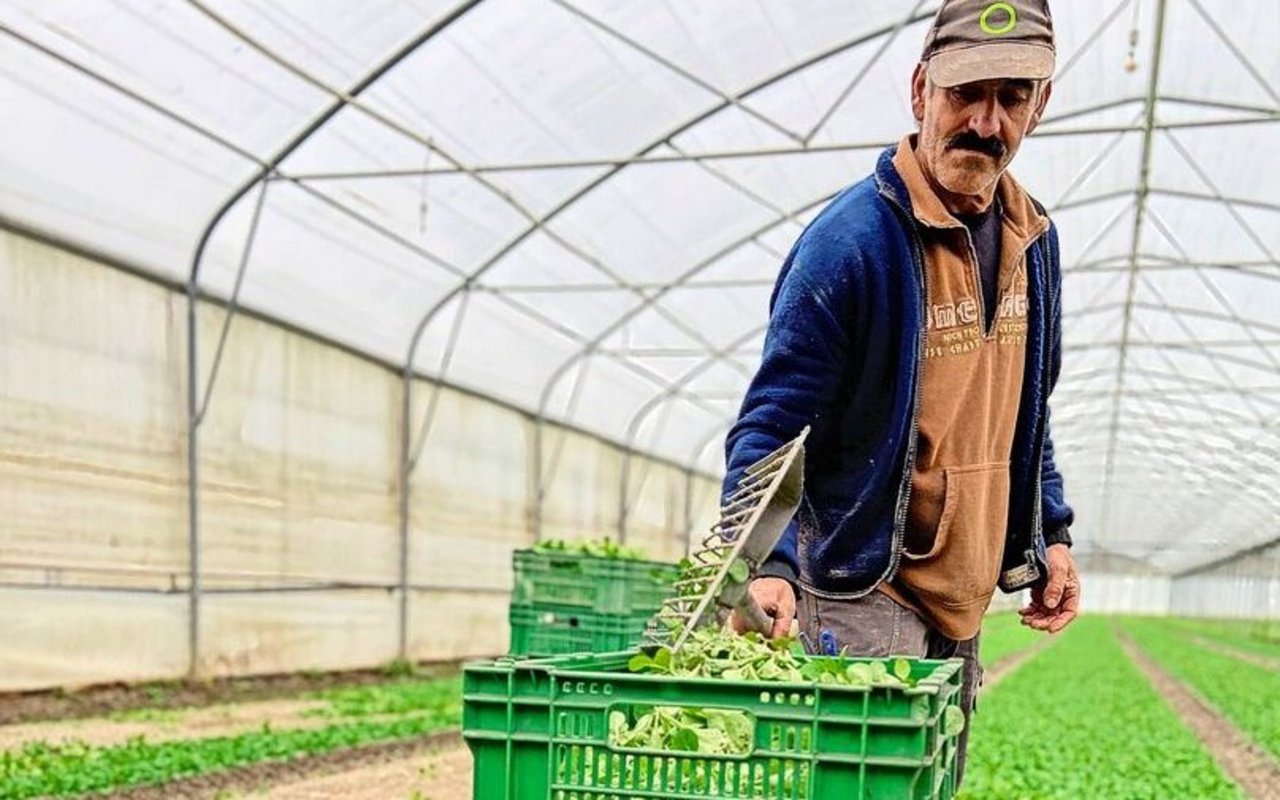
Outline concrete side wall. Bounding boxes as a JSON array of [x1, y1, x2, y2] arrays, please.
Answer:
[[1079, 573, 1172, 615], [0, 228, 713, 690], [1171, 575, 1280, 620]]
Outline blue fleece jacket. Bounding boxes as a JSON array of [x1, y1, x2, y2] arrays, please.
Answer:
[[722, 144, 1074, 598]]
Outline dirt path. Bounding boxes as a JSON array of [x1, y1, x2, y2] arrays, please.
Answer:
[[0, 697, 326, 751], [1118, 629, 1280, 800], [1188, 634, 1280, 672], [980, 635, 1056, 694], [251, 744, 473, 800]]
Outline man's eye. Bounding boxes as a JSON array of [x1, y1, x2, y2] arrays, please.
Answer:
[[1000, 91, 1031, 107]]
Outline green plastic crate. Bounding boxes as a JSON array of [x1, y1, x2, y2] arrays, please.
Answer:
[[512, 549, 679, 616], [509, 604, 654, 657], [464, 650, 964, 800]]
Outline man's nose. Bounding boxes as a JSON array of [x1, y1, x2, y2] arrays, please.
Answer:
[[967, 101, 1001, 139]]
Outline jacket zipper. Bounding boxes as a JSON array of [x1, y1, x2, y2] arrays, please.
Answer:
[[876, 183, 929, 590], [1030, 233, 1058, 556]]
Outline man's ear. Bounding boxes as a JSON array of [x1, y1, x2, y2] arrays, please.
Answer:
[[911, 62, 927, 123], [1025, 80, 1053, 136]]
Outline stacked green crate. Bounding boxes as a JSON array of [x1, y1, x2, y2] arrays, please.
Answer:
[[508, 542, 679, 656], [464, 650, 965, 800]]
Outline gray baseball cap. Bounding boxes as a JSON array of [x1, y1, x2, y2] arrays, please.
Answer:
[[921, 0, 1056, 88]]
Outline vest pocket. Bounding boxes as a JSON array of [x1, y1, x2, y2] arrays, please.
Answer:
[[900, 462, 1010, 607]]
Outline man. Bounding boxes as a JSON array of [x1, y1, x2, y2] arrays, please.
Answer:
[[723, 0, 1079, 782]]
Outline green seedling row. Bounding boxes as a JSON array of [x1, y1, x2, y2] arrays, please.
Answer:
[[303, 675, 462, 719], [1122, 617, 1280, 759], [958, 617, 1242, 800], [1162, 617, 1280, 659]]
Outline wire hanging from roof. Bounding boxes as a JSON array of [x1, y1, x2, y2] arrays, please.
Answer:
[[419, 138, 433, 235], [1125, 0, 1141, 72]]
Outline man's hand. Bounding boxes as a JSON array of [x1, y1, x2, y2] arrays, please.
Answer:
[[729, 577, 796, 640], [1020, 543, 1080, 633]]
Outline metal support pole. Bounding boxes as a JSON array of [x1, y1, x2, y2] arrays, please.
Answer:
[[682, 468, 695, 556], [531, 421, 544, 543], [185, 282, 200, 679], [396, 368, 413, 661], [617, 450, 631, 545]]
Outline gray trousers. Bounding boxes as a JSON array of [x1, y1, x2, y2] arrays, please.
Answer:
[[797, 590, 982, 787]]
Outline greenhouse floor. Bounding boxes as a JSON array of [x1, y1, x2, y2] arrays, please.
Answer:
[[2, 615, 1277, 799]]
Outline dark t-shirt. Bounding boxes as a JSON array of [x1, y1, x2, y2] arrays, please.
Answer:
[[957, 200, 1002, 334]]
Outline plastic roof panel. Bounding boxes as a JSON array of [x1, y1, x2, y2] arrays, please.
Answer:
[[0, 34, 254, 275], [206, 0, 459, 89], [2, 0, 1277, 574], [569, 1, 924, 95], [361, 1, 722, 166], [1159, 0, 1280, 110], [3, 2, 324, 155]]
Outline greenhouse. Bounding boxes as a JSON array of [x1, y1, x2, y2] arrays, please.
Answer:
[[0, 1, 1277, 798]]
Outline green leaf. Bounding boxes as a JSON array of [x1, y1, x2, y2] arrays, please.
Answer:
[[668, 727, 700, 752], [893, 658, 912, 682], [727, 558, 750, 584], [653, 648, 672, 670], [942, 705, 966, 738], [847, 663, 873, 686]]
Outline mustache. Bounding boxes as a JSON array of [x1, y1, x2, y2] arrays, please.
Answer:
[[947, 132, 1006, 159]]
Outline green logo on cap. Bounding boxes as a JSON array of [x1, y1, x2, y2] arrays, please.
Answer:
[[979, 2, 1018, 35]]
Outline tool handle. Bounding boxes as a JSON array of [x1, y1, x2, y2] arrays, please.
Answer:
[[735, 592, 776, 636]]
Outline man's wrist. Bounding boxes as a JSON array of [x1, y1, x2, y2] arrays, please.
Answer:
[[1044, 525, 1073, 548], [757, 559, 800, 597]]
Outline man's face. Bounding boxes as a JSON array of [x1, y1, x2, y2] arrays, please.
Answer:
[[911, 67, 1052, 198]]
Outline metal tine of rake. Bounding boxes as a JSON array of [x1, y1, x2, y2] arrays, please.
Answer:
[[729, 471, 774, 492], [715, 467, 787, 525], [743, 439, 795, 476], [724, 460, 787, 499], [711, 520, 748, 538], [714, 504, 760, 529], [723, 485, 768, 506], [725, 454, 787, 497], [696, 541, 736, 558], [709, 525, 748, 545], [720, 475, 775, 509], [695, 538, 735, 553]]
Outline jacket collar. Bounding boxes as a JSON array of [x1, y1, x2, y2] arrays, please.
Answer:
[[877, 135, 1049, 241]]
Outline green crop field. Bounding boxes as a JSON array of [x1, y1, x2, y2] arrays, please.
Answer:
[[960, 617, 1244, 800]]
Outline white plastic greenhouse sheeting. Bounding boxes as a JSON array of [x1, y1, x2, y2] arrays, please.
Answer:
[[0, 1, 1278, 685]]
